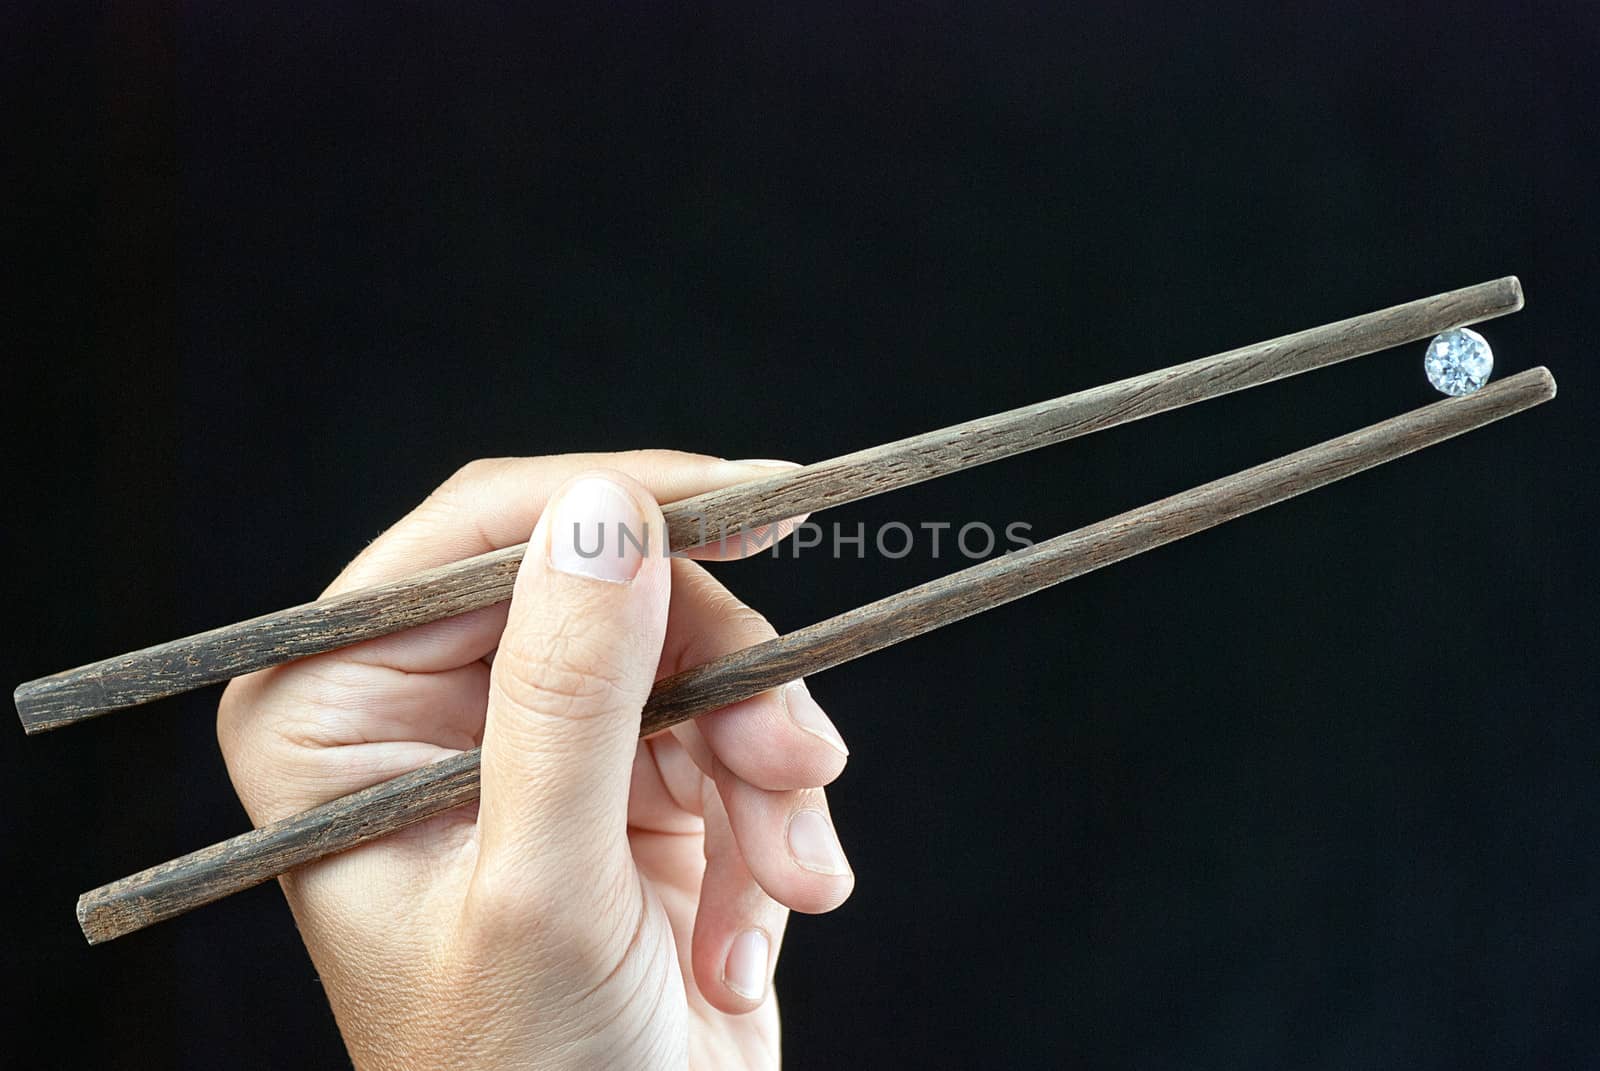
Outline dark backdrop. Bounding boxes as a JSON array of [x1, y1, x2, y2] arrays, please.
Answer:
[[6, 3, 1598, 1067]]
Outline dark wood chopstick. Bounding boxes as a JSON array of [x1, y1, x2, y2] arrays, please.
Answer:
[[74, 366, 1556, 944], [14, 276, 1524, 734]]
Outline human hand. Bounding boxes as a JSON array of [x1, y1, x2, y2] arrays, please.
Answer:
[[217, 452, 854, 1069]]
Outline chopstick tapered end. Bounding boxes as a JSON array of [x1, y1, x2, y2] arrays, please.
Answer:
[[1502, 275, 1525, 314], [76, 893, 106, 946], [15, 677, 78, 736], [77, 886, 143, 946], [15, 680, 51, 735], [1453, 276, 1524, 325], [16, 664, 147, 735]]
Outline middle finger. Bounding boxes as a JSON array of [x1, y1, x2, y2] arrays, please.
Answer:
[[660, 558, 849, 793]]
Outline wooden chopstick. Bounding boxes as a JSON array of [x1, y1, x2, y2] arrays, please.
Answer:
[[15, 277, 1523, 734], [74, 366, 1556, 944]]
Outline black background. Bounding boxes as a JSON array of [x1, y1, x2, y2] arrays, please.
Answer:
[[5, 3, 1598, 1067]]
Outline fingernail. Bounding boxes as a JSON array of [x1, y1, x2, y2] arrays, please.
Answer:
[[547, 477, 647, 583], [723, 929, 769, 1001], [784, 682, 848, 757], [729, 458, 801, 470], [787, 809, 849, 875]]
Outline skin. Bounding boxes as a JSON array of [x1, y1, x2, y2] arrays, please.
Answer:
[[217, 451, 854, 1069]]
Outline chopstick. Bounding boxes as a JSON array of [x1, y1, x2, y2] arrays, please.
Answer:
[[15, 278, 1525, 734], [75, 366, 1556, 944]]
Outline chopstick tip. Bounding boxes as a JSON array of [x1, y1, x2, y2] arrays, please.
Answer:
[[76, 891, 128, 946], [14, 681, 59, 736], [14, 682, 42, 735], [1504, 275, 1525, 312], [76, 894, 104, 946]]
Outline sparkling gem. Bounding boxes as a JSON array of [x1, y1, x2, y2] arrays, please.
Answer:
[[1424, 328, 1493, 396]]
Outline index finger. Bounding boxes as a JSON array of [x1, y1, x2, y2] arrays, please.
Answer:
[[327, 451, 806, 674], [331, 450, 801, 596]]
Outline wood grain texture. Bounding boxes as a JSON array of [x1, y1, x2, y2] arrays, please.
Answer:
[[16, 278, 1524, 733], [76, 367, 1555, 944]]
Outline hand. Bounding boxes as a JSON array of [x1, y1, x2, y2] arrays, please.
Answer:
[[217, 452, 855, 1069]]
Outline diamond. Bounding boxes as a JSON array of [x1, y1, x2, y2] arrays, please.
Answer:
[[1424, 328, 1493, 396]]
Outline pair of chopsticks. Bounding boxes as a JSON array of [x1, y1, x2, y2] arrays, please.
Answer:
[[15, 278, 1551, 944]]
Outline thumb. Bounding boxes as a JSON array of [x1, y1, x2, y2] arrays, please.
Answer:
[[474, 470, 671, 898]]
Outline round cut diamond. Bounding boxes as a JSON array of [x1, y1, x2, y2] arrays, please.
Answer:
[[1424, 328, 1493, 396]]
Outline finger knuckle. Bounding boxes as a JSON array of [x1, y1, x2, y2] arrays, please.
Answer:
[[446, 457, 506, 487], [215, 671, 282, 755], [492, 627, 635, 723], [672, 586, 777, 673], [709, 596, 776, 642], [462, 853, 643, 956], [425, 458, 501, 515]]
